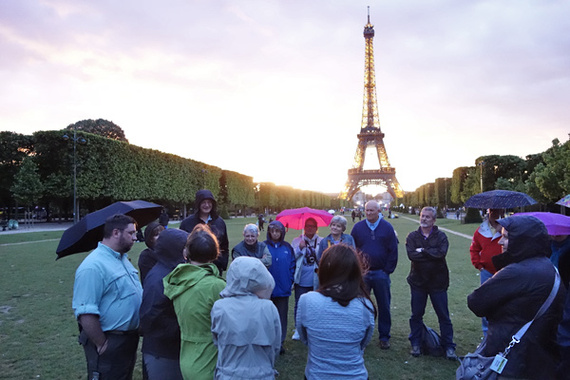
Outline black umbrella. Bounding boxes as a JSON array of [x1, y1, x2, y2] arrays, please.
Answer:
[[464, 190, 537, 209], [56, 200, 163, 259]]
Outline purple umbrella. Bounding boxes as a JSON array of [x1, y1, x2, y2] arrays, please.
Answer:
[[512, 212, 570, 236]]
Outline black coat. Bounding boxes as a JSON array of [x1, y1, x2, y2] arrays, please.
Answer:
[[405, 226, 449, 292], [179, 190, 229, 273], [468, 216, 565, 379], [139, 229, 188, 359]]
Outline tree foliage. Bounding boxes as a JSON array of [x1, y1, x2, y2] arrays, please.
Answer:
[[65, 119, 128, 142], [11, 157, 44, 207], [531, 139, 570, 200]]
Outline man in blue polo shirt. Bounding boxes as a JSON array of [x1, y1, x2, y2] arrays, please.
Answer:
[[351, 200, 398, 349], [73, 214, 143, 380]]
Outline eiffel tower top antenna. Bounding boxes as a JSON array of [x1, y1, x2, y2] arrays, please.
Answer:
[[367, 5, 370, 24]]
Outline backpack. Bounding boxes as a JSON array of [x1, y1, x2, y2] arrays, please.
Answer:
[[421, 324, 444, 356]]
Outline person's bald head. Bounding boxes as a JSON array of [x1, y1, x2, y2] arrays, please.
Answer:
[[365, 201, 381, 223]]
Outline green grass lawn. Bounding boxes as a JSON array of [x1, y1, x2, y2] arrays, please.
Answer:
[[0, 214, 481, 380]]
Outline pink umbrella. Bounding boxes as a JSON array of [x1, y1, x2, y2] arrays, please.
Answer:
[[275, 207, 334, 230], [513, 212, 570, 236]]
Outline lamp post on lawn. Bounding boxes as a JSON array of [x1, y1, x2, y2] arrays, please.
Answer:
[[478, 161, 485, 193], [63, 126, 86, 224]]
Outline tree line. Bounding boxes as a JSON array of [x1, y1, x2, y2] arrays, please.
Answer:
[[1, 128, 349, 221], [399, 138, 570, 214]]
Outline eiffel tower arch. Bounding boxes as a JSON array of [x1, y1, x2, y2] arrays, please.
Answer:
[[340, 9, 404, 201]]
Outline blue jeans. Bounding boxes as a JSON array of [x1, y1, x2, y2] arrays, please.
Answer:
[[364, 269, 391, 342], [408, 287, 455, 348], [480, 269, 492, 336]]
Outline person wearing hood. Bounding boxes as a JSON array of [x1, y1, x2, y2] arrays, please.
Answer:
[[232, 224, 272, 268], [139, 228, 188, 380], [179, 189, 229, 274], [469, 208, 504, 336], [467, 215, 565, 379], [264, 220, 295, 354], [138, 222, 165, 284], [211, 256, 281, 380], [163, 224, 226, 380]]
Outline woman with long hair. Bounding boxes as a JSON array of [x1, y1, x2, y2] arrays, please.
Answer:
[[296, 244, 376, 379]]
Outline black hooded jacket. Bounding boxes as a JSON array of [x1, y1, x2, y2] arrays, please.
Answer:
[[179, 189, 229, 273], [139, 228, 188, 359], [137, 221, 163, 284], [467, 216, 565, 379]]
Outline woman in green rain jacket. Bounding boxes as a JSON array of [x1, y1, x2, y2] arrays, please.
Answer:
[[164, 224, 226, 380]]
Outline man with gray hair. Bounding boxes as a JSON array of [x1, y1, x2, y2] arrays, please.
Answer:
[[351, 200, 398, 349], [405, 207, 456, 360]]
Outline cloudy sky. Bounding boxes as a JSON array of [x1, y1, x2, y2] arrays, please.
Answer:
[[1, 0, 569, 195]]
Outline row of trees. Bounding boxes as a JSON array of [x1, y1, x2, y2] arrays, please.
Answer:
[[1, 127, 348, 221], [399, 138, 570, 213]]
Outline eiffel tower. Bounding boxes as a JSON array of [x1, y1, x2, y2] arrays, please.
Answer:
[[340, 9, 403, 201]]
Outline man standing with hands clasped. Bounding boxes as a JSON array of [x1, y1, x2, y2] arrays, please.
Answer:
[[351, 200, 398, 349], [405, 207, 457, 360], [72, 214, 143, 380]]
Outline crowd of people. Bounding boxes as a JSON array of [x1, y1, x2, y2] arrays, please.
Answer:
[[71, 189, 570, 380]]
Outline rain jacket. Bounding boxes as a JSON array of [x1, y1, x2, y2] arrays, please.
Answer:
[[292, 234, 323, 288], [264, 221, 295, 298], [467, 216, 565, 379], [469, 218, 502, 274], [138, 221, 163, 283], [405, 225, 449, 292], [211, 257, 281, 380], [179, 189, 229, 273], [231, 240, 272, 268], [163, 262, 226, 380], [139, 228, 187, 360]]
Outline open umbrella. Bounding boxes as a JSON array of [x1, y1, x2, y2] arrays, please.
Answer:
[[56, 200, 163, 259], [464, 190, 537, 209], [556, 195, 570, 207], [512, 212, 570, 236], [275, 207, 334, 230]]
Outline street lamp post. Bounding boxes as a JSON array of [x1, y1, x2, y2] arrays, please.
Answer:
[[478, 161, 485, 193], [63, 126, 86, 224]]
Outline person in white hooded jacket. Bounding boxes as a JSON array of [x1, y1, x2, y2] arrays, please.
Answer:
[[211, 256, 281, 380]]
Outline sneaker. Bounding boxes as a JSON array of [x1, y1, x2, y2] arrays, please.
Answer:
[[446, 347, 458, 361], [410, 345, 421, 357], [292, 329, 300, 340], [379, 340, 391, 350]]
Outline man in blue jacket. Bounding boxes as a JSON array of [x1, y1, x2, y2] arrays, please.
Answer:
[[351, 200, 398, 349]]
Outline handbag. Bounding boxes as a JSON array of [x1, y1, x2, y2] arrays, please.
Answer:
[[456, 269, 560, 380]]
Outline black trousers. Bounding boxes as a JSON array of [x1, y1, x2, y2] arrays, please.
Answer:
[[79, 329, 139, 380]]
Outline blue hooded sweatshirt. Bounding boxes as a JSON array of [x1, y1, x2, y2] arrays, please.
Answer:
[[264, 221, 295, 298]]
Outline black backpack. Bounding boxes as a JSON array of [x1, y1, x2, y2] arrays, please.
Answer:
[[421, 324, 444, 356]]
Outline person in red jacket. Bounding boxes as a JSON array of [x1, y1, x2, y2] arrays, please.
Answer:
[[469, 208, 504, 336]]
